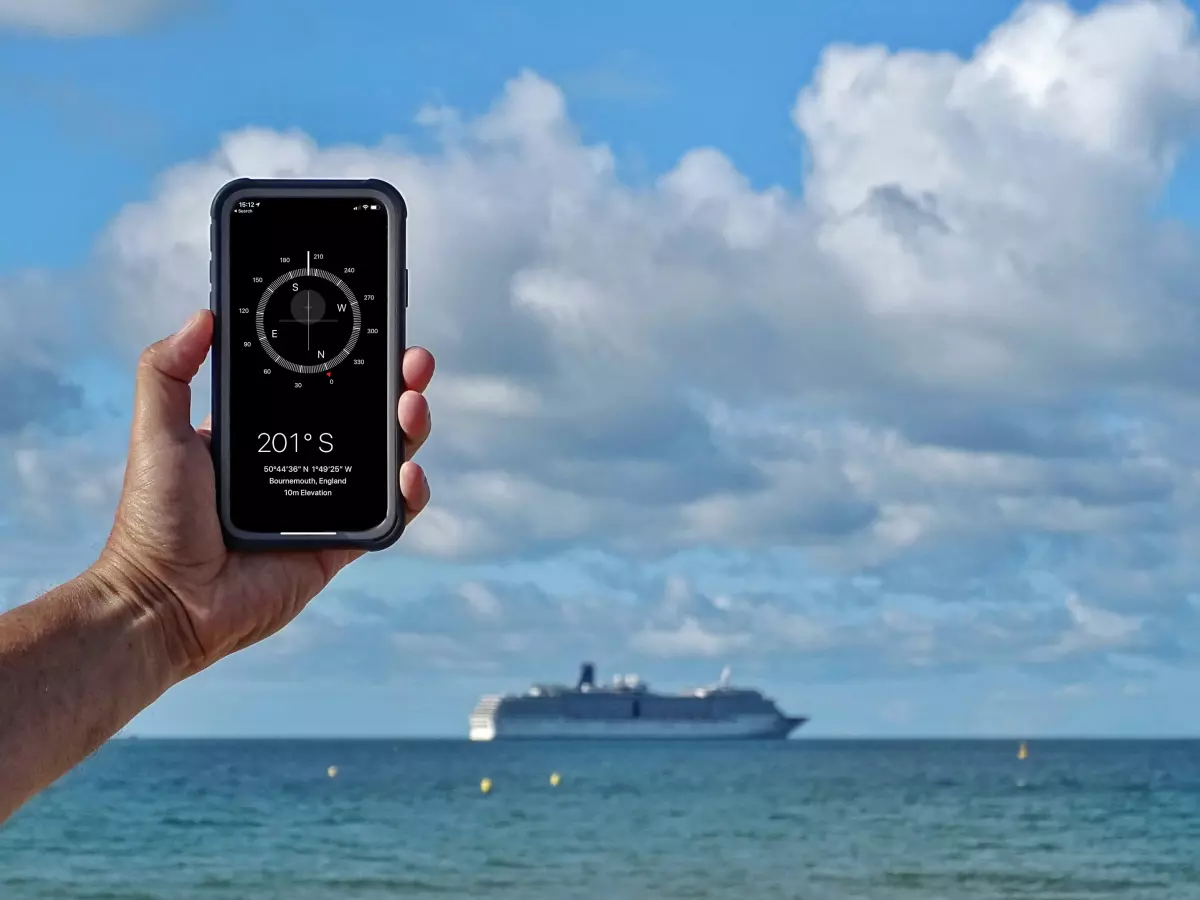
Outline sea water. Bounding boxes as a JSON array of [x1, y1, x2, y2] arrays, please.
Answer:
[[2, 739, 1198, 899]]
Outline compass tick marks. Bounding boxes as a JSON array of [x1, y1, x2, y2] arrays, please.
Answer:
[[255, 258, 361, 375]]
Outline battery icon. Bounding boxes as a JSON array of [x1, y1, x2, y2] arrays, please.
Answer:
[[370, 204, 378, 209]]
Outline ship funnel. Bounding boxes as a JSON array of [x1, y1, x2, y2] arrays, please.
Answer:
[[577, 662, 595, 689]]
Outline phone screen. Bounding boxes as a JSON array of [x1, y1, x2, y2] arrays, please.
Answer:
[[222, 195, 395, 536]]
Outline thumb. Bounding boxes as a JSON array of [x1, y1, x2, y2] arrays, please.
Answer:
[[133, 310, 213, 442]]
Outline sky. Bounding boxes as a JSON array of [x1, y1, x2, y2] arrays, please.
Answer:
[[2, 0, 1200, 737]]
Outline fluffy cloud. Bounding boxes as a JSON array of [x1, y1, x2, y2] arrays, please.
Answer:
[[0, 0, 186, 35], [99, 1, 1200, 570], [0, 268, 112, 580], [11, 0, 1200, 681], [216, 567, 1197, 689], [0, 272, 88, 431]]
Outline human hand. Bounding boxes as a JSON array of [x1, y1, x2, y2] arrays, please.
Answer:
[[92, 309, 434, 679]]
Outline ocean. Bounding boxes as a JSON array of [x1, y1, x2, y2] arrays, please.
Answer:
[[2, 739, 1198, 899]]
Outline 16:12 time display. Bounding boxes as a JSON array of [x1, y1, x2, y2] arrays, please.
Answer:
[[258, 431, 334, 453]]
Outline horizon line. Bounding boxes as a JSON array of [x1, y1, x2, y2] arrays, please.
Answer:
[[111, 734, 1200, 741]]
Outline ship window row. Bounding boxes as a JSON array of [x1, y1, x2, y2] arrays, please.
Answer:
[[496, 695, 772, 720]]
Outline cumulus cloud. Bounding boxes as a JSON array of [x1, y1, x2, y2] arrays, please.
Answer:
[[217, 569, 1194, 688], [0, 272, 88, 431], [97, 2, 1200, 571], [9, 0, 1200, 681], [0, 0, 188, 35], [0, 269, 108, 572]]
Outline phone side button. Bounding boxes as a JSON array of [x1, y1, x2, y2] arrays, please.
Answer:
[[404, 267, 409, 308]]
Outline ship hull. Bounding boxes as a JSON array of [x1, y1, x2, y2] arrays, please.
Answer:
[[469, 715, 805, 742]]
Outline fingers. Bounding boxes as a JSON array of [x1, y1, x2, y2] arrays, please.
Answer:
[[398, 390, 430, 460], [399, 346, 434, 461], [402, 346, 435, 393], [134, 311, 213, 443], [400, 460, 430, 523]]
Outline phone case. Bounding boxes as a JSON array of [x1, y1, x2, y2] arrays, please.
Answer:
[[209, 177, 408, 552]]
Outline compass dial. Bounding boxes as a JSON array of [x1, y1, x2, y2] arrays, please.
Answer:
[[255, 268, 361, 374]]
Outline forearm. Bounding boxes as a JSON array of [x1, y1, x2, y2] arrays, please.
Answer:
[[0, 566, 175, 824]]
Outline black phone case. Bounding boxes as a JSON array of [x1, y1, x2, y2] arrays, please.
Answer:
[[209, 177, 408, 552]]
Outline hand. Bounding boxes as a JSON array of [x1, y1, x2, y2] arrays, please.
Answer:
[[92, 310, 434, 679]]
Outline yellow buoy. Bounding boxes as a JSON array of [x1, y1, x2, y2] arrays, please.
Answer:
[[550, 772, 561, 787], [1017, 742, 1028, 761], [327, 766, 338, 778], [480, 778, 493, 794]]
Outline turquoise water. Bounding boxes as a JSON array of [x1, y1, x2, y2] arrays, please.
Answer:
[[2, 739, 1199, 899]]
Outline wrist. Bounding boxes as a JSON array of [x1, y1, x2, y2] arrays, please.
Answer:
[[84, 551, 202, 685], [0, 569, 175, 821]]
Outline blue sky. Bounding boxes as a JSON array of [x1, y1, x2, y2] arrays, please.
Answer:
[[0, 0, 1122, 270], [4, 0, 1200, 737]]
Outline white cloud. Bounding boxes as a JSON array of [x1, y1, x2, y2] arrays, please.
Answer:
[[93, 2, 1200, 579], [0, 0, 186, 35], [630, 616, 753, 659], [1029, 591, 1144, 660], [11, 442, 123, 525], [458, 581, 503, 621], [6, 0, 1200, 679], [221, 571, 1177, 691]]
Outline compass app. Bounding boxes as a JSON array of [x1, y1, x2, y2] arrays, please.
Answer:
[[225, 197, 391, 534]]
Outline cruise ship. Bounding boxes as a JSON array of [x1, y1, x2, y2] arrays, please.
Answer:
[[469, 663, 806, 741]]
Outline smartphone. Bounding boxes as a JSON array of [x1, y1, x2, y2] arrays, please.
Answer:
[[210, 178, 407, 551]]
